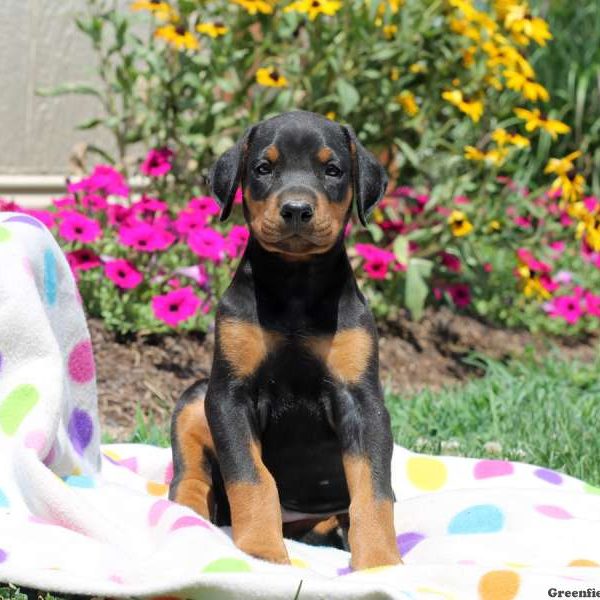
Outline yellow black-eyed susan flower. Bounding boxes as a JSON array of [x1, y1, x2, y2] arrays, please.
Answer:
[[544, 151, 582, 177], [504, 4, 552, 46], [514, 108, 570, 139], [196, 22, 229, 38], [503, 70, 549, 102], [284, 0, 342, 20], [491, 128, 530, 148], [131, 0, 176, 20], [442, 89, 484, 123], [232, 0, 275, 15], [448, 210, 473, 237], [396, 91, 419, 116], [155, 24, 199, 50], [256, 67, 288, 87]]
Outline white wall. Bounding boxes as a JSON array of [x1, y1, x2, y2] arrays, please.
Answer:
[[0, 0, 115, 183]]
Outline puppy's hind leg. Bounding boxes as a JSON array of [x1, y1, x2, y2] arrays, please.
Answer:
[[169, 380, 218, 521]]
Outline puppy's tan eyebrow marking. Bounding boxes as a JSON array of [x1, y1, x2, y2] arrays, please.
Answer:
[[265, 145, 279, 162], [317, 147, 333, 163]]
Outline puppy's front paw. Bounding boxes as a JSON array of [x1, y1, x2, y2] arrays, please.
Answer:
[[236, 534, 290, 565], [351, 546, 403, 571]]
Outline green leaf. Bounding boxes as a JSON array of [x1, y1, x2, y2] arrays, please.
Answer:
[[336, 79, 360, 114], [76, 118, 103, 131], [404, 258, 433, 321], [367, 223, 384, 243], [393, 235, 409, 265], [36, 82, 102, 99]]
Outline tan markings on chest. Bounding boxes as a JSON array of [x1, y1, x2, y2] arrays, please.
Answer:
[[304, 328, 372, 384], [219, 318, 283, 378]]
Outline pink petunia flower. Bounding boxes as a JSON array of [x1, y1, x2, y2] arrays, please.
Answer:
[[583, 196, 599, 213], [547, 295, 583, 325], [174, 210, 208, 236], [580, 240, 600, 269], [104, 259, 143, 290], [132, 196, 169, 219], [225, 225, 249, 258], [584, 292, 600, 318], [119, 221, 175, 252], [59, 212, 102, 243], [188, 196, 220, 219], [454, 195, 470, 205], [380, 219, 405, 234], [67, 248, 102, 272], [68, 165, 129, 197], [107, 204, 133, 227], [140, 147, 174, 177], [354, 244, 393, 262], [188, 228, 226, 262], [234, 188, 243, 205], [483, 262, 493, 273], [52, 196, 76, 209], [440, 251, 461, 273], [448, 283, 471, 308], [364, 260, 389, 279], [152, 286, 201, 327], [81, 194, 109, 212]]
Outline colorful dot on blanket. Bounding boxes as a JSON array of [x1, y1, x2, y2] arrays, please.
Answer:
[[584, 483, 600, 495], [119, 456, 138, 473], [0, 226, 11, 243], [147, 481, 169, 496], [170, 515, 211, 532], [534, 467, 563, 485], [406, 456, 448, 490], [448, 504, 504, 534], [290, 557, 309, 569], [148, 499, 172, 526], [24, 429, 46, 454], [0, 351, 3, 374], [0, 487, 9, 507], [0, 384, 39, 436], [5, 214, 45, 229], [0, 549, 7, 563], [64, 475, 95, 488], [43, 249, 58, 306], [67, 408, 93, 455], [202, 558, 252, 573], [68, 340, 95, 383], [474, 460, 514, 479], [478, 570, 520, 600], [164, 461, 174, 484], [569, 559, 599, 567], [397, 531, 425, 556], [534, 505, 573, 519]]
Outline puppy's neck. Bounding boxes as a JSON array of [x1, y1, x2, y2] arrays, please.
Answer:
[[239, 235, 354, 298]]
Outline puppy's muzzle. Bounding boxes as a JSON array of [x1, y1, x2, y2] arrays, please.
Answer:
[[278, 186, 317, 233]]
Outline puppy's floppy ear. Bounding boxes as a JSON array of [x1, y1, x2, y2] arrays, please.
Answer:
[[209, 126, 255, 222], [342, 125, 388, 226]]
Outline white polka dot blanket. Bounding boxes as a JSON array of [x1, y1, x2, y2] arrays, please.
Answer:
[[0, 213, 599, 600]]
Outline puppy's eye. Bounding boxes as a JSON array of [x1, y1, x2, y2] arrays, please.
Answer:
[[255, 162, 272, 176], [325, 164, 342, 178]]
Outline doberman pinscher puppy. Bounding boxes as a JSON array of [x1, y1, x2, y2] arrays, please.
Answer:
[[169, 110, 402, 570]]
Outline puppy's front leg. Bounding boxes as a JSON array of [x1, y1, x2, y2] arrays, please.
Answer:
[[334, 388, 402, 570], [205, 380, 289, 565]]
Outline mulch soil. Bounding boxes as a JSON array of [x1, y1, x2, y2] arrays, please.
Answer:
[[91, 309, 597, 441]]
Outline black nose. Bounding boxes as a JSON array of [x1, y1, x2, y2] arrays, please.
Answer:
[[280, 201, 314, 227]]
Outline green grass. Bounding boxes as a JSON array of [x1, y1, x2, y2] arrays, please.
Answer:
[[386, 352, 600, 487]]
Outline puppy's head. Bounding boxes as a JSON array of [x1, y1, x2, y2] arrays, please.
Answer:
[[210, 110, 387, 257]]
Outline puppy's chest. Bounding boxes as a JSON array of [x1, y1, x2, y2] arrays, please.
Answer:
[[218, 317, 374, 387]]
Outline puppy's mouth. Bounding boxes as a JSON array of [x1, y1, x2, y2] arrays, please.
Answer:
[[257, 222, 335, 255]]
